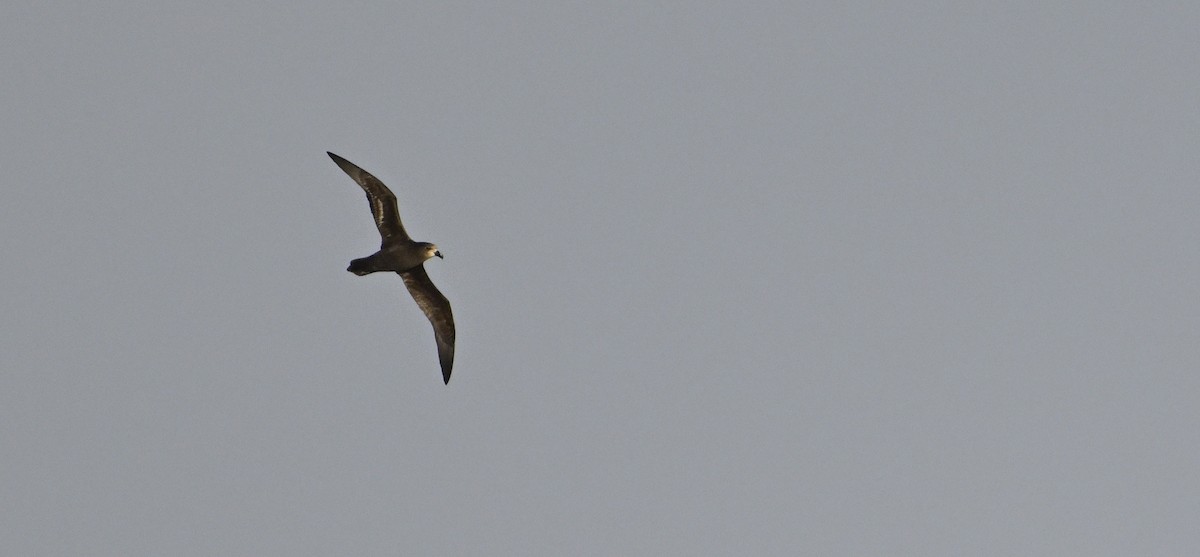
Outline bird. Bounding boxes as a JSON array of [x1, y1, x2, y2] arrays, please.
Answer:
[[327, 151, 456, 384]]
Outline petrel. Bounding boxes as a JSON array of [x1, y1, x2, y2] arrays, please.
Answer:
[[328, 151, 456, 384]]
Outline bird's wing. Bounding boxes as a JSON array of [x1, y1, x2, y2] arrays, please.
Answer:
[[327, 152, 411, 243], [399, 265, 456, 384]]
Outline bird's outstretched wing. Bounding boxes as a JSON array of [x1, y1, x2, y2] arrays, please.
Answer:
[[399, 265, 456, 384], [328, 152, 410, 243]]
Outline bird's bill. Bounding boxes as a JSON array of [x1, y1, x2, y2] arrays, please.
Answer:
[[434, 250, 444, 259]]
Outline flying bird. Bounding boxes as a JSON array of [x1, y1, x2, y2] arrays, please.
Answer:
[[328, 151, 456, 384]]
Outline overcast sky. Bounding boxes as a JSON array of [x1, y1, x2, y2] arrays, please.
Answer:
[[3, 2, 1199, 555]]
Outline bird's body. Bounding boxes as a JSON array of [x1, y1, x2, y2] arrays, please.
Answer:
[[328, 151, 456, 384], [347, 241, 440, 276]]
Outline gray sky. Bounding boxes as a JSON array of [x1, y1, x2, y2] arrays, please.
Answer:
[[3, 2, 1199, 555]]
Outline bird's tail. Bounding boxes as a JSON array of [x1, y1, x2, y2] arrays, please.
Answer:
[[347, 257, 376, 276]]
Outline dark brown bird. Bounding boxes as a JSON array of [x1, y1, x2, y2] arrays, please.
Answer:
[[328, 151, 456, 384]]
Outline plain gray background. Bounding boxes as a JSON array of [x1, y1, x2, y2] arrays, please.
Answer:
[[3, 2, 1198, 555]]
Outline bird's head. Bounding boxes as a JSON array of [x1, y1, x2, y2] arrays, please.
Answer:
[[423, 243, 443, 260]]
